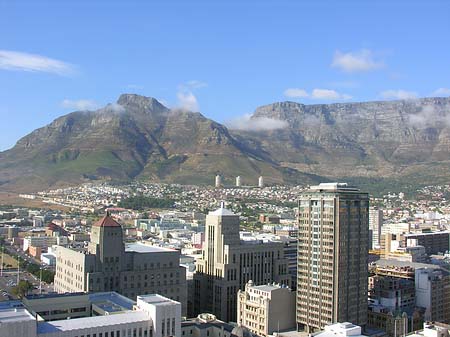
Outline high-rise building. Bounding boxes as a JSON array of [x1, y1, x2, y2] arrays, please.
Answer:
[[54, 214, 187, 315], [369, 208, 383, 249], [193, 203, 289, 322], [236, 176, 241, 187], [297, 183, 369, 332]]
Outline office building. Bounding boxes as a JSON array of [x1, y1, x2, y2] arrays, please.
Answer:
[[54, 214, 187, 315], [297, 183, 369, 332], [403, 231, 450, 255], [237, 280, 296, 336], [0, 292, 181, 337], [369, 208, 383, 249], [193, 203, 289, 322], [415, 268, 450, 323]]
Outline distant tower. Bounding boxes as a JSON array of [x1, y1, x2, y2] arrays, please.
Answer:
[[215, 175, 222, 188], [236, 176, 241, 187], [258, 176, 264, 188]]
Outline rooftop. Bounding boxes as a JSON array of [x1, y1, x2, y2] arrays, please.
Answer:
[[137, 294, 181, 307], [375, 258, 442, 270], [93, 215, 121, 228], [125, 243, 176, 253], [0, 306, 35, 324], [308, 182, 360, 193], [209, 202, 236, 216], [37, 311, 149, 333]]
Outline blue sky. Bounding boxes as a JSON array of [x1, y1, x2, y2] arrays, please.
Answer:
[[1, 0, 450, 150]]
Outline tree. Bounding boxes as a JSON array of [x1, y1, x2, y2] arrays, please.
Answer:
[[11, 280, 33, 298]]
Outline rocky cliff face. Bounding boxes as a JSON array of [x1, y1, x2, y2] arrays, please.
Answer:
[[0, 94, 315, 192], [235, 97, 450, 181], [1, 94, 450, 193]]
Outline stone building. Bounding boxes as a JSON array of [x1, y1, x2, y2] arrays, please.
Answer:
[[237, 280, 296, 336], [54, 214, 187, 315], [193, 203, 289, 322]]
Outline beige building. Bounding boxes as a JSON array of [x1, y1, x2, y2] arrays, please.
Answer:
[[297, 183, 369, 332], [193, 203, 290, 322], [237, 280, 295, 336], [54, 214, 187, 315], [369, 208, 383, 249]]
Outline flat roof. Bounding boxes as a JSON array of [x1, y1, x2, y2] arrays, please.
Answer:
[[138, 294, 180, 307], [308, 183, 360, 192], [249, 284, 288, 292], [375, 258, 441, 270], [37, 311, 149, 333], [125, 243, 176, 253], [90, 292, 135, 311], [0, 307, 35, 324], [404, 231, 449, 237]]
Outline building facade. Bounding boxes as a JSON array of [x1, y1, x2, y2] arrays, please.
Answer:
[[237, 280, 296, 336], [54, 215, 187, 315], [0, 292, 181, 337], [369, 208, 383, 249], [297, 183, 369, 332], [193, 203, 289, 322]]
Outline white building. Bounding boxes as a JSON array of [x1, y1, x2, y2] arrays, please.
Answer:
[[407, 322, 449, 337], [0, 292, 181, 337], [312, 322, 369, 337], [23, 236, 58, 252], [237, 281, 296, 337], [369, 208, 383, 249]]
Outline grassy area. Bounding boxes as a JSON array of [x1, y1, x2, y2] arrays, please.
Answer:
[[1, 251, 19, 269]]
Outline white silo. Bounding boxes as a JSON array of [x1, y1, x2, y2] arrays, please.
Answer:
[[258, 176, 264, 188], [215, 175, 222, 188], [236, 176, 241, 187]]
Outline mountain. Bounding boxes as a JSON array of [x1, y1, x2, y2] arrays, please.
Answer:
[[0, 94, 320, 192], [232, 97, 450, 192], [1, 94, 450, 194]]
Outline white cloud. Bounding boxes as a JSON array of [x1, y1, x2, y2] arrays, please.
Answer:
[[284, 88, 309, 98], [61, 99, 99, 111], [175, 80, 207, 111], [177, 91, 199, 112], [311, 88, 352, 100], [0, 50, 74, 75], [184, 80, 208, 89], [105, 103, 125, 113], [380, 90, 418, 100], [432, 88, 450, 96], [331, 49, 384, 73], [225, 113, 289, 131], [127, 84, 144, 90], [283, 88, 352, 100]]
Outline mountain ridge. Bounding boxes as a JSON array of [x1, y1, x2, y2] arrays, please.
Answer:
[[1, 94, 450, 193]]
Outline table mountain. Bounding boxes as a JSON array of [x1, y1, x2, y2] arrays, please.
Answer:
[[233, 97, 450, 191]]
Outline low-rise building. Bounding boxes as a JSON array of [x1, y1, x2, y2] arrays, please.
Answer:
[[0, 292, 181, 337], [237, 281, 296, 337]]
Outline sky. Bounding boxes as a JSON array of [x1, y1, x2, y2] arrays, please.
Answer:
[[1, 0, 450, 150]]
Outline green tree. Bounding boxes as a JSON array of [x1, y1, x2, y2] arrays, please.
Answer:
[[11, 280, 33, 298]]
